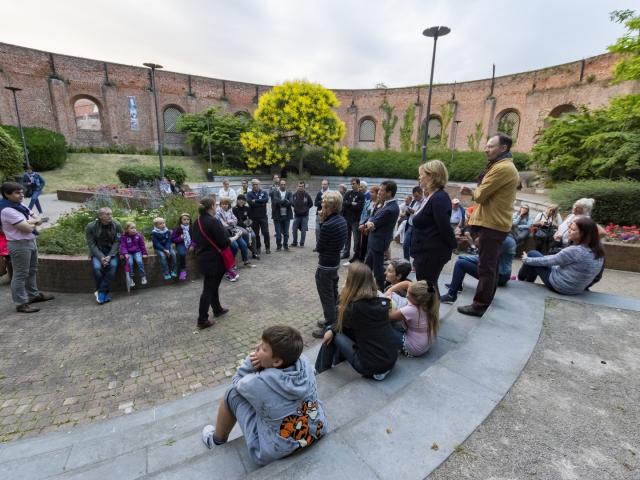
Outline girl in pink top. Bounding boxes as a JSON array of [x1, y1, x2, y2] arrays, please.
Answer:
[[389, 281, 440, 357]]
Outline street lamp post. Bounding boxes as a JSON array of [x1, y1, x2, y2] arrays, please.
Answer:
[[4, 86, 30, 169], [206, 116, 213, 172], [143, 62, 164, 179], [451, 120, 462, 162], [420, 26, 450, 164]]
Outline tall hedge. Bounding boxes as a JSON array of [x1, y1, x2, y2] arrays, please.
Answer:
[[301, 148, 530, 182], [1, 125, 67, 171], [116, 164, 187, 186], [550, 179, 640, 226], [0, 126, 24, 182]]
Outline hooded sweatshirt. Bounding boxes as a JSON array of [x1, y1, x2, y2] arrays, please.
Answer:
[[231, 353, 327, 465]]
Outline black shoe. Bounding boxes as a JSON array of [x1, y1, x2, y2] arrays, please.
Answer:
[[299, 244, 304, 247], [276, 246, 282, 251], [457, 304, 486, 317], [313, 248, 318, 252], [214, 308, 229, 318], [16, 303, 40, 313], [445, 283, 463, 292], [312, 328, 326, 339], [284, 246, 289, 251], [440, 293, 457, 304], [198, 318, 216, 329], [291, 243, 298, 247], [265, 249, 271, 254], [317, 320, 326, 328], [29, 293, 55, 303], [252, 253, 261, 260]]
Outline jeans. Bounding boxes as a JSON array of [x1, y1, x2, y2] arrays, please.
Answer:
[[292, 215, 309, 245], [125, 252, 146, 277], [251, 217, 270, 252], [237, 227, 256, 254], [472, 227, 507, 310], [343, 219, 361, 256], [314, 332, 369, 376], [403, 225, 413, 260], [230, 237, 249, 262], [517, 250, 555, 290], [28, 189, 43, 214], [175, 243, 187, 272], [156, 248, 177, 275], [315, 267, 339, 326], [8, 239, 39, 305], [447, 255, 479, 297], [91, 255, 118, 294], [274, 218, 290, 248]]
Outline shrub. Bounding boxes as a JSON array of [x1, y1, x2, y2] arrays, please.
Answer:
[[67, 145, 185, 156], [1, 125, 67, 171], [0, 126, 23, 182], [550, 179, 640, 226], [116, 164, 187, 186]]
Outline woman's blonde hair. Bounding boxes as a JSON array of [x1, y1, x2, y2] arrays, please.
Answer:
[[320, 191, 343, 221], [407, 281, 440, 341], [420, 159, 449, 191], [124, 221, 136, 232], [336, 263, 378, 332]]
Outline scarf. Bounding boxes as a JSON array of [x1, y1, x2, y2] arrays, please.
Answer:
[[152, 226, 169, 235], [181, 224, 191, 248], [0, 199, 31, 221], [476, 151, 513, 186]]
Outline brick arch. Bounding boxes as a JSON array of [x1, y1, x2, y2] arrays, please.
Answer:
[[358, 116, 376, 142], [162, 104, 184, 133], [72, 95, 103, 131], [424, 114, 442, 140], [548, 103, 577, 118], [495, 108, 521, 141]]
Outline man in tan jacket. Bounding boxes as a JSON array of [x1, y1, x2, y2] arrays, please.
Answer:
[[458, 134, 519, 316]]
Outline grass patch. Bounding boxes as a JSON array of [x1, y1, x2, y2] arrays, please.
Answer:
[[43, 153, 207, 193]]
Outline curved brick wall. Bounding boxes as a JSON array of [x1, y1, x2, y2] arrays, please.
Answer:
[[0, 42, 638, 153]]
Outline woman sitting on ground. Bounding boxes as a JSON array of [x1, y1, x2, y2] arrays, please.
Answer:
[[532, 204, 562, 253], [518, 216, 605, 295], [382, 258, 412, 309], [512, 204, 532, 247], [315, 262, 398, 381]]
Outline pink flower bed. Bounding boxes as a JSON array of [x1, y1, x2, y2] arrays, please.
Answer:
[[604, 224, 640, 244]]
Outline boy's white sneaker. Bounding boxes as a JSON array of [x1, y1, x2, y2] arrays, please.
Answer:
[[202, 425, 224, 449], [140, 276, 148, 285]]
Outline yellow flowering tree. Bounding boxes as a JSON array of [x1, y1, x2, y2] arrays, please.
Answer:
[[240, 81, 349, 172]]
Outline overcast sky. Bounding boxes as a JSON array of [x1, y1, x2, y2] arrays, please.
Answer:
[[2, 0, 636, 89]]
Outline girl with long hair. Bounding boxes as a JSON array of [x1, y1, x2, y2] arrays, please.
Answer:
[[314, 262, 398, 381]]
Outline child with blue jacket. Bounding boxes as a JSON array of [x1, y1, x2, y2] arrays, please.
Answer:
[[151, 217, 177, 280], [202, 325, 327, 465]]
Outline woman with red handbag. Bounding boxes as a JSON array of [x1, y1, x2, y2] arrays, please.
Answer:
[[191, 196, 232, 329]]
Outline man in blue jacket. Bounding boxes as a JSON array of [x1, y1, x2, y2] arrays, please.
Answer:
[[364, 180, 399, 290], [247, 179, 271, 255], [22, 167, 46, 215]]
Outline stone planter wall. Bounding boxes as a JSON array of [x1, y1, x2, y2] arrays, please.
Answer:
[[37, 253, 202, 293], [603, 242, 640, 273]]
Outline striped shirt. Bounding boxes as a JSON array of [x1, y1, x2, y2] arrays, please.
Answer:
[[317, 213, 348, 268]]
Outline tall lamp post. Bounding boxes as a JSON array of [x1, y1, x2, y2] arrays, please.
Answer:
[[4, 86, 30, 169], [420, 26, 450, 164], [143, 62, 164, 179]]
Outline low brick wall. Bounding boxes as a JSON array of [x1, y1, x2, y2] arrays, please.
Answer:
[[37, 252, 202, 293], [603, 242, 640, 273], [56, 190, 200, 209]]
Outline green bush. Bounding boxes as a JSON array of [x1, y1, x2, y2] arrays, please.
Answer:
[[1, 125, 67, 171], [0, 126, 23, 182], [67, 145, 185, 156], [550, 179, 640, 226], [116, 164, 187, 186], [300, 148, 525, 182]]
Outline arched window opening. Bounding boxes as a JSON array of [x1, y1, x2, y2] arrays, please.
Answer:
[[359, 118, 376, 142], [549, 104, 577, 118], [163, 106, 183, 133], [427, 116, 442, 140], [74, 98, 102, 131], [496, 110, 520, 141]]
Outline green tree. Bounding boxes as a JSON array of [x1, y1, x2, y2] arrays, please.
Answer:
[[380, 99, 398, 150], [240, 81, 348, 172], [466, 122, 484, 151], [177, 107, 249, 166], [608, 9, 640, 82], [0, 126, 23, 182], [399, 104, 416, 152]]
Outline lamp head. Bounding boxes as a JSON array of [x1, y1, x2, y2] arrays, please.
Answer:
[[423, 26, 451, 38]]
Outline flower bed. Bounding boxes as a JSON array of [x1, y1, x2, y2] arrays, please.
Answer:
[[603, 224, 640, 244]]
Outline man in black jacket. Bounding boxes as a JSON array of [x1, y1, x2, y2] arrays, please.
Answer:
[[291, 181, 313, 247], [312, 191, 348, 339], [271, 179, 293, 251], [246, 179, 271, 254], [364, 180, 400, 290], [341, 178, 365, 259]]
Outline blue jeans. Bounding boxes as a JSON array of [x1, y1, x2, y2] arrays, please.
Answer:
[[156, 249, 177, 275], [403, 225, 413, 261], [175, 243, 187, 272], [126, 252, 146, 277], [91, 256, 118, 294], [291, 215, 309, 245], [274, 218, 290, 248], [28, 190, 43, 214], [230, 237, 249, 262], [517, 250, 555, 290], [447, 254, 511, 298]]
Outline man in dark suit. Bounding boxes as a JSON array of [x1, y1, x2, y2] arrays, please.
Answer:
[[271, 179, 293, 251], [364, 180, 399, 290]]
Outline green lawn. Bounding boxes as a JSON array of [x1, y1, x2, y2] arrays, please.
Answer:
[[43, 153, 208, 192]]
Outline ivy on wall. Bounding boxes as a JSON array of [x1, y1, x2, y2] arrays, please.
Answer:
[[380, 99, 398, 150]]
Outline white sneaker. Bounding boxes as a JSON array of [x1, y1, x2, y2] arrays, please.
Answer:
[[129, 277, 136, 288], [342, 261, 351, 267], [140, 276, 148, 285], [94, 291, 99, 303], [372, 370, 391, 381], [202, 425, 217, 449]]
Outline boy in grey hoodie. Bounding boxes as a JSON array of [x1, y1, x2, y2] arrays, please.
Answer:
[[202, 325, 327, 465]]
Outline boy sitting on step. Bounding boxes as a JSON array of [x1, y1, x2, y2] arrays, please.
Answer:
[[202, 325, 327, 465]]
